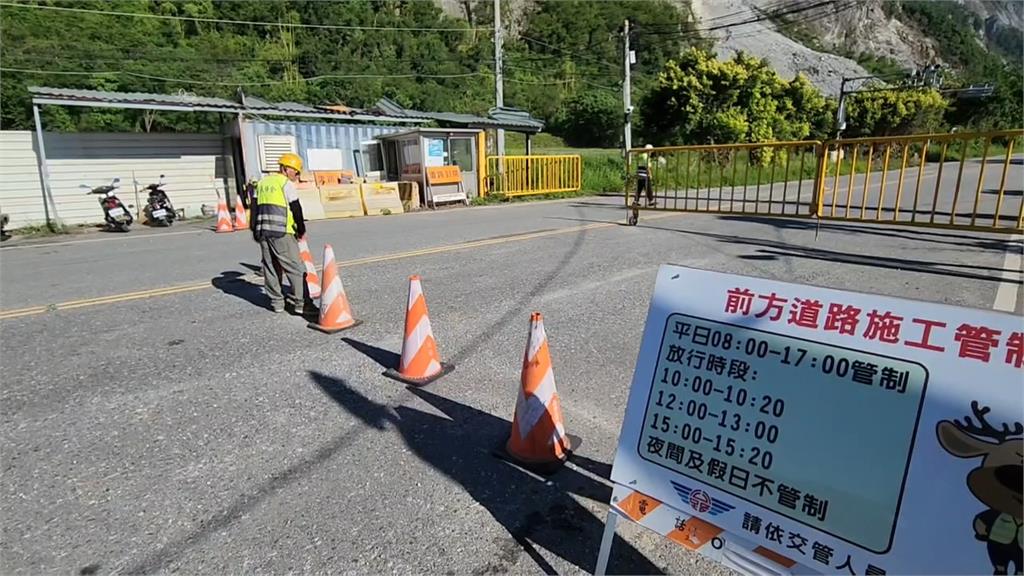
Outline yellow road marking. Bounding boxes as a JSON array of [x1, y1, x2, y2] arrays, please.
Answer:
[[0, 215, 672, 321]]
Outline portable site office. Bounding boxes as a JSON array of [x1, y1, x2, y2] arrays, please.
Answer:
[[376, 129, 486, 208]]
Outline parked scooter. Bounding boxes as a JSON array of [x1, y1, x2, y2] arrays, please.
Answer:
[[82, 178, 133, 232], [143, 174, 176, 226]]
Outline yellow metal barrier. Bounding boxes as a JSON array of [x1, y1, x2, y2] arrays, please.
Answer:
[[628, 129, 1023, 233], [625, 141, 823, 217], [816, 129, 1024, 233], [486, 155, 581, 197]]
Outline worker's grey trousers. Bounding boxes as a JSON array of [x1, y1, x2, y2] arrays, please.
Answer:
[[258, 235, 313, 311]]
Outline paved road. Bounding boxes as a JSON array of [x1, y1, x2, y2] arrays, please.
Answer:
[[1, 196, 1020, 575]]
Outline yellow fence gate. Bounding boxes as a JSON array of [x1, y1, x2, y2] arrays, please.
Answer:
[[486, 155, 582, 197], [627, 129, 1023, 234]]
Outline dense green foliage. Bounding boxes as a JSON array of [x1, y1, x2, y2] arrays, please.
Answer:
[[844, 88, 947, 137], [0, 0, 695, 143], [639, 48, 833, 146], [551, 91, 620, 148], [0, 0, 1018, 145]]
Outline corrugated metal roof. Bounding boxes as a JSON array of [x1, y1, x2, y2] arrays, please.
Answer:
[[28, 86, 422, 124], [371, 98, 545, 132], [28, 87, 544, 131], [30, 86, 239, 109]]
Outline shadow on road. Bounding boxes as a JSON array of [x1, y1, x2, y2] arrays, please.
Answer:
[[343, 337, 400, 371], [715, 215, 1021, 251], [547, 215, 1020, 284], [310, 372, 663, 575], [977, 157, 1024, 166], [127, 206, 607, 573], [981, 188, 1023, 197], [211, 271, 267, 308]]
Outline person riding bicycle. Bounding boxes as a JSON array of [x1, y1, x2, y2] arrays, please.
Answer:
[[634, 143, 656, 207]]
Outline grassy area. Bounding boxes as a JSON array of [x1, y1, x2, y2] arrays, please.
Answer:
[[641, 147, 822, 192], [6, 223, 70, 238]]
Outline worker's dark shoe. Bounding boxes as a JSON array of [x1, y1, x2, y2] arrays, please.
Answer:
[[286, 302, 320, 319], [270, 301, 286, 313]]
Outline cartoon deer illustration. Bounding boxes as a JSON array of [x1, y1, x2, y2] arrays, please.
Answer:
[[937, 401, 1023, 575]]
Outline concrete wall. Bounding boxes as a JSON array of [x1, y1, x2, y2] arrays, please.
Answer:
[[0, 131, 229, 228]]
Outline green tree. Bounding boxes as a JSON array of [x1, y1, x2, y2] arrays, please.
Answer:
[[844, 88, 948, 137], [553, 91, 621, 147], [638, 49, 831, 147]]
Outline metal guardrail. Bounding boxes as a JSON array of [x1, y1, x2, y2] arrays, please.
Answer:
[[816, 129, 1024, 232], [625, 141, 824, 217], [486, 155, 581, 197], [626, 129, 1023, 233]]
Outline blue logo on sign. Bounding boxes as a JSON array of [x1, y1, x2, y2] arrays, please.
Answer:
[[671, 480, 735, 516]]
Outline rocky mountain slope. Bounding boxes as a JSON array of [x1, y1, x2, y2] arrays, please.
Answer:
[[689, 0, 870, 95], [436, 0, 1021, 97]]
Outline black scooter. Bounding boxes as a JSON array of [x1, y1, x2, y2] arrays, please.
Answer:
[[143, 175, 176, 226]]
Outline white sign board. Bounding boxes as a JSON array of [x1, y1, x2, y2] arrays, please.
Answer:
[[426, 138, 446, 167], [306, 148, 345, 171], [608, 265, 1023, 575]]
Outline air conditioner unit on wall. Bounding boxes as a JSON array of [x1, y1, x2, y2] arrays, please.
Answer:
[[258, 134, 298, 173]]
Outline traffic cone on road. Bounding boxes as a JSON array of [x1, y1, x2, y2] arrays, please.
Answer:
[[502, 313, 578, 474], [384, 275, 453, 386], [215, 198, 232, 233], [308, 244, 361, 334], [297, 235, 322, 299], [233, 200, 248, 231]]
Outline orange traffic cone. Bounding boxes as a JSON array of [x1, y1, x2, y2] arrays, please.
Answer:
[[384, 275, 453, 386], [215, 198, 232, 233], [503, 313, 579, 474], [233, 200, 248, 230], [308, 244, 361, 334], [297, 235, 322, 299]]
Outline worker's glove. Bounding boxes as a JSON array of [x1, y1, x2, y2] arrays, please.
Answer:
[[294, 220, 307, 239]]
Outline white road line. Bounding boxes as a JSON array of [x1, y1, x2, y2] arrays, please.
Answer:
[[993, 234, 1023, 313]]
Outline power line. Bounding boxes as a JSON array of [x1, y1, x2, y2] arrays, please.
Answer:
[[519, 35, 619, 70], [0, 66, 487, 86], [640, 0, 800, 29], [722, 0, 859, 41], [505, 75, 618, 91], [2, 53, 493, 66], [637, 0, 838, 37], [0, 1, 490, 32], [1, 65, 614, 90]]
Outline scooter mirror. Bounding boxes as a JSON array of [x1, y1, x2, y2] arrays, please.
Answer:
[[78, 184, 91, 189], [112, 177, 121, 184]]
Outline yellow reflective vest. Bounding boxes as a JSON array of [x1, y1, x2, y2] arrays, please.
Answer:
[[254, 173, 295, 237]]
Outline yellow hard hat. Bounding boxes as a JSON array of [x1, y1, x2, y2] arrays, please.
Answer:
[[278, 152, 303, 172]]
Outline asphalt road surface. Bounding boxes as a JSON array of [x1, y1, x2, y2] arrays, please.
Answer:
[[1, 193, 1021, 575]]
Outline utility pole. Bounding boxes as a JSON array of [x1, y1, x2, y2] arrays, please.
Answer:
[[494, 0, 505, 158], [835, 64, 946, 139], [622, 19, 633, 154]]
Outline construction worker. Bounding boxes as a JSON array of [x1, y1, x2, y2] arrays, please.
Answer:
[[634, 143, 656, 207], [251, 152, 317, 316]]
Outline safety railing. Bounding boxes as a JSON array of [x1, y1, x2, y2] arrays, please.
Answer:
[[816, 129, 1024, 232], [625, 141, 825, 217], [486, 155, 582, 197]]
